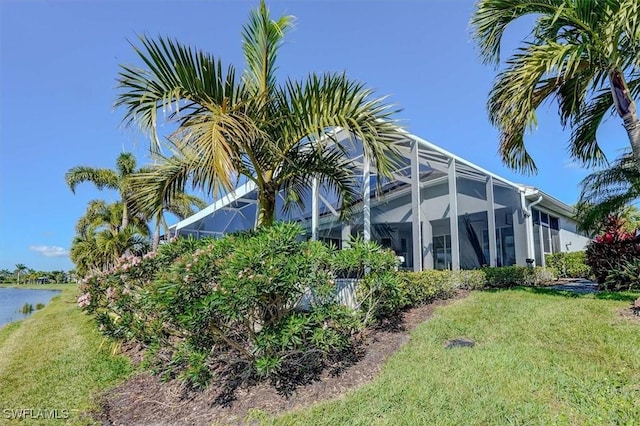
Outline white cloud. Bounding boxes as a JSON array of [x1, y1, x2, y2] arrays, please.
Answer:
[[29, 245, 69, 257], [563, 159, 585, 170]]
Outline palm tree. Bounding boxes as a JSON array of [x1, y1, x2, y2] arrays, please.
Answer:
[[126, 164, 207, 250], [575, 152, 640, 233], [148, 190, 207, 250], [14, 264, 27, 285], [50, 270, 67, 284], [116, 1, 402, 228], [471, 0, 640, 173], [75, 199, 149, 237], [66, 152, 140, 229], [26, 269, 37, 285], [70, 231, 102, 277], [70, 200, 151, 276]]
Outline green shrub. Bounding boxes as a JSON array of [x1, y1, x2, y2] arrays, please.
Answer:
[[602, 257, 640, 292], [341, 238, 402, 325], [482, 266, 557, 288], [398, 270, 459, 306], [79, 223, 374, 393], [482, 266, 525, 288], [456, 270, 486, 290], [545, 252, 590, 278], [585, 217, 640, 291], [79, 221, 564, 397]]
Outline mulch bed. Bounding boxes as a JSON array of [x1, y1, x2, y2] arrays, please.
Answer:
[[94, 292, 467, 425]]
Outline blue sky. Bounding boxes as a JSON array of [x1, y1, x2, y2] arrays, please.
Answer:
[[0, 1, 629, 272]]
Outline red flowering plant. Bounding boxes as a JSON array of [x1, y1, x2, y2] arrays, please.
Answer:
[[586, 215, 640, 290]]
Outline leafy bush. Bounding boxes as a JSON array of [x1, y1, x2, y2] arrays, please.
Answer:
[[338, 238, 401, 325], [78, 223, 396, 395], [585, 216, 640, 291], [482, 266, 557, 288], [602, 258, 640, 292], [78, 221, 566, 397], [399, 270, 459, 306], [545, 252, 590, 278], [456, 270, 486, 290], [482, 266, 525, 288]]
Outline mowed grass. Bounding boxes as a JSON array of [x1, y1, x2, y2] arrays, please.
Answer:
[[0, 287, 132, 425], [271, 288, 640, 425]]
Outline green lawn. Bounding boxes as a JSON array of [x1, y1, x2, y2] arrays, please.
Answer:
[[0, 286, 132, 425], [270, 288, 640, 425]]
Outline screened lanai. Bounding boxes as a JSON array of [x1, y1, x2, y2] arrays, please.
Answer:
[[168, 128, 585, 271]]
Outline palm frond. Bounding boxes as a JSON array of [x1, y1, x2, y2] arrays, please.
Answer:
[[116, 35, 241, 151], [277, 145, 358, 219], [569, 88, 614, 166], [116, 152, 137, 176], [164, 193, 208, 219], [241, 0, 294, 96], [65, 167, 119, 194], [576, 152, 640, 232], [471, 0, 567, 65], [488, 42, 589, 172], [278, 72, 402, 178]]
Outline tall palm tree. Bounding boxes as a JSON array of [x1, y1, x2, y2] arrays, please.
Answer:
[[471, 0, 640, 173], [70, 200, 151, 276], [14, 264, 27, 285], [66, 152, 140, 229], [75, 199, 149, 237], [575, 152, 640, 233], [116, 1, 402, 227]]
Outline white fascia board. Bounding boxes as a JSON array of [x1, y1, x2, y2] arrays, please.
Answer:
[[169, 181, 257, 231], [525, 189, 576, 217], [523, 187, 575, 217], [401, 130, 521, 190]]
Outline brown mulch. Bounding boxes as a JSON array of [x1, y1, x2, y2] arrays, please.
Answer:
[[95, 292, 467, 426]]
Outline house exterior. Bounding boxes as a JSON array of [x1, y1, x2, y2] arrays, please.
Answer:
[[168, 129, 591, 271]]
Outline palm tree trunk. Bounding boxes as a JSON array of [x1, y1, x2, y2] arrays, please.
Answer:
[[622, 111, 640, 169], [257, 186, 277, 227], [609, 70, 640, 169], [153, 213, 161, 251], [121, 200, 130, 229]]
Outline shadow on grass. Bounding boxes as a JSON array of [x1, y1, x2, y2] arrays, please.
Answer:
[[593, 291, 640, 301], [482, 286, 639, 302]]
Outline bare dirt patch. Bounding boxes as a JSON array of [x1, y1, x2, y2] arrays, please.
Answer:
[[95, 293, 466, 425], [618, 308, 640, 324]]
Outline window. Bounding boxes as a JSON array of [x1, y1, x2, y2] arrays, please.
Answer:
[[532, 208, 561, 258], [433, 235, 452, 270], [497, 226, 516, 266]]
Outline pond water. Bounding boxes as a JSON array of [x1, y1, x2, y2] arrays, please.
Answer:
[[0, 288, 62, 328]]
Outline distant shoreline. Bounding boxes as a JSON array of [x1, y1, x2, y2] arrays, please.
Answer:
[[0, 282, 77, 291]]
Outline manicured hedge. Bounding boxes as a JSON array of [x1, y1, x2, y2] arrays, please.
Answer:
[[545, 252, 590, 278], [481, 266, 557, 288]]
